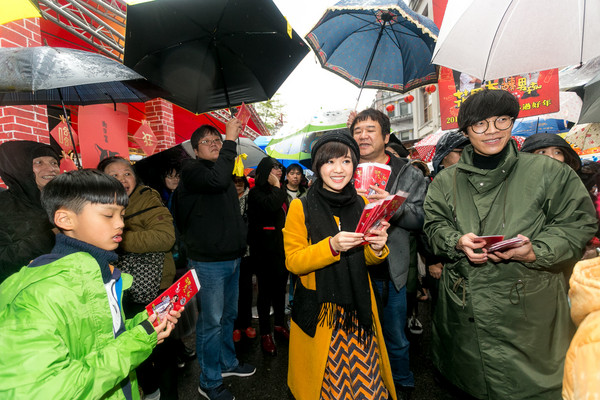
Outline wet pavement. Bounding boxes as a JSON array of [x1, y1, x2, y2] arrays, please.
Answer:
[[176, 298, 461, 400]]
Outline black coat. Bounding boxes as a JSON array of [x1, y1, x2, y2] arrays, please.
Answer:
[[175, 140, 247, 262], [0, 141, 57, 283]]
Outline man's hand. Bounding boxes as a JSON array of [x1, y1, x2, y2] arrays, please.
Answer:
[[487, 235, 535, 263], [365, 185, 390, 202], [148, 307, 183, 345], [456, 233, 488, 264], [330, 231, 365, 252], [225, 117, 242, 142], [267, 172, 281, 188], [429, 263, 443, 279], [347, 110, 357, 128]]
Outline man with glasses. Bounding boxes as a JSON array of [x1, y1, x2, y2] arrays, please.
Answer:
[[423, 89, 597, 399], [175, 120, 256, 400]]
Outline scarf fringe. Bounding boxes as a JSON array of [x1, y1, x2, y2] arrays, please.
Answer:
[[318, 303, 374, 344]]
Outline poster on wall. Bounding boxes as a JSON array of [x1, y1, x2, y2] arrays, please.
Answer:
[[438, 67, 560, 130], [78, 104, 129, 168]]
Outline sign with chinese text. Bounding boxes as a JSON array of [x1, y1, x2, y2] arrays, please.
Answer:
[[50, 116, 78, 153], [78, 104, 129, 168], [132, 120, 157, 156]]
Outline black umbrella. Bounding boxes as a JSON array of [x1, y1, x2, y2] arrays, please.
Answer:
[[123, 0, 309, 114]]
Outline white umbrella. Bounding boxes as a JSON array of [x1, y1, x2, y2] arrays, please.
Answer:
[[431, 0, 600, 80]]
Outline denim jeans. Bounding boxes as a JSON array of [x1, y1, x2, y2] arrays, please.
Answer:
[[190, 258, 240, 389], [373, 280, 414, 388]]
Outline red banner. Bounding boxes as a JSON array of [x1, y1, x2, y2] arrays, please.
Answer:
[[50, 117, 78, 153], [132, 120, 157, 156], [78, 104, 129, 168], [438, 68, 560, 130]]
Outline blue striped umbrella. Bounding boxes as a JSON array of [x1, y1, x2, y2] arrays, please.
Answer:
[[305, 0, 439, 96]]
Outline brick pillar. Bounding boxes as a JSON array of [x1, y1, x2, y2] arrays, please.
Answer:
[[145, 99, 176, 153], [0, 18, 49, 146]]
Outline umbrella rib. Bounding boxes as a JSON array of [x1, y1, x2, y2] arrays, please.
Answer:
[[483, 1, 515, 80]]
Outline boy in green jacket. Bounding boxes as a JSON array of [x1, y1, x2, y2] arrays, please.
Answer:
[[0, 169, 181, 400]]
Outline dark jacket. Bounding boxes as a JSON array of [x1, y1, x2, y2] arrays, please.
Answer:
[[247, 157, 288, 257], [370, 154, 427, 290], [0, 141, 57, 283], [424, 141, 597, 399], [175, 140, 246, 262]]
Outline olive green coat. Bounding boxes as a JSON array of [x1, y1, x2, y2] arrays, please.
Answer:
[[424, 141, 597, 400]]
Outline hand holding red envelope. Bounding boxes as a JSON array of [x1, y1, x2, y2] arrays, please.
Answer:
[[476, 235, 526, 252], [355, 191, 409, 245], [354, 163, 391, 195]]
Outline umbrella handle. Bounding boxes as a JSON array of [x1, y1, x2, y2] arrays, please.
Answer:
[[58, 89, 82, 170]]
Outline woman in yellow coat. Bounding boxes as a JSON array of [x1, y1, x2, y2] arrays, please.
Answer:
[[283, 133, 396, 400]]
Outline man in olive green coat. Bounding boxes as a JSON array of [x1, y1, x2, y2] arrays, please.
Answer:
[[424, 89, 597, 400]]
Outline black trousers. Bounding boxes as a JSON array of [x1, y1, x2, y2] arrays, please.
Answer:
[[235, 255, 254, 330], [254, 250, 288, 335]]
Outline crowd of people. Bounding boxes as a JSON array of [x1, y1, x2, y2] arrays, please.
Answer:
[[0, 89, 599, 400]]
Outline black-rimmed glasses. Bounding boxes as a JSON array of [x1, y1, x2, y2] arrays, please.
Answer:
[[471, 116, 514, 134]]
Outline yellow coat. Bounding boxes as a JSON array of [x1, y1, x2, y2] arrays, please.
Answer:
[[563, 257, 600, 399], [283, 198, 397, 400]]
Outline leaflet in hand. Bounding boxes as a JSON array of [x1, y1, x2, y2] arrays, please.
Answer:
[[354, 163, 391, 195], [236, 102, 252, 131], [355, 191, 409, 236], [146, 269, 200, 327]]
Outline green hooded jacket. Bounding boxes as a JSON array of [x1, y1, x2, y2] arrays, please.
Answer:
[[0, 252, 156, 399], [424, 141, 597, 399]]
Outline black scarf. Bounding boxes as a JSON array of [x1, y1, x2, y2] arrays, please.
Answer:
[[294, 178, 373, 340]]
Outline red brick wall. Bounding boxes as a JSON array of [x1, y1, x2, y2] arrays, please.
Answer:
[[0, 18, 49, 146], [145, 99, 176, 153]]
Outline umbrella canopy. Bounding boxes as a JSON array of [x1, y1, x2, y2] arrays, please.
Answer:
[[265, 109, 350, 168], [579, 70, 600, 124], [0, 0, 41, 26], [0, 47, 166, 105], [305, 0, 439, 94], [123, 0, 309, 115], [254, 135, 273, 151], [511, 117, 569, 137], [564, 123, 600, 152], [432, 0, 600, 80]]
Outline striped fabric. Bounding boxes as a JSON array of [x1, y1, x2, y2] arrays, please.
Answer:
[[320, 326, 389, 400]]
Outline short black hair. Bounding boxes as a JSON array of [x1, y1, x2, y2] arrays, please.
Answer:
[[458, 89, 520, 133], [41, 169, 128, 227], [286, 163, 303, 175], [350, 108, 391, 137], [312, 141, 358, 179], [190, 125, 221, 149], [386, 142, 409, 158], [232, 174, 249, 190]]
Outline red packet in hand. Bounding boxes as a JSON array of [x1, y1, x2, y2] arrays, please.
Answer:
[[364, 191, 408, 236], [236, 102, 252, 131], [488, 237, 525, 252], [146, 269, 200, 327], [477, 235, 505, 249], [356, 201, 380, 234], [354, 163, 391, 195]]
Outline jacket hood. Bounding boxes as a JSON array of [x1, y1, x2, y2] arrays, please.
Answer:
[[520, 132, 581, 171], [0, 141, 59, 206], [254, 156, 282, 188], [432, 131, 470, 174], [569, 257, 600, 327]]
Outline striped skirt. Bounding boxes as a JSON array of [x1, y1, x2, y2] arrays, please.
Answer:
[[320, 326, 389, 400]]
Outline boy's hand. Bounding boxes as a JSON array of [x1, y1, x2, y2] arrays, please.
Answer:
[[148, 307, 183, 345]]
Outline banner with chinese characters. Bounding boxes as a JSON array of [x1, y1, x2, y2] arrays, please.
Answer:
[[78, 104, 129, 168], [132, 120, 157, 156], [49, 116, 78, 153], [438, 67, 560, 130]]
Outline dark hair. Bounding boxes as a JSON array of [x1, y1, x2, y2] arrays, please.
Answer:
[[190, 125, 221, 149], [286, 163, 303, 175], [41, 169, 128, 226], [96, 156, 138, 185], [350, 108, 391, 137], [457, 89, 520, 133], [161, 162, 181, 180], [232, 174, 249, 190], [386, 142, 408, 158], [312, 141, 359, 179]]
